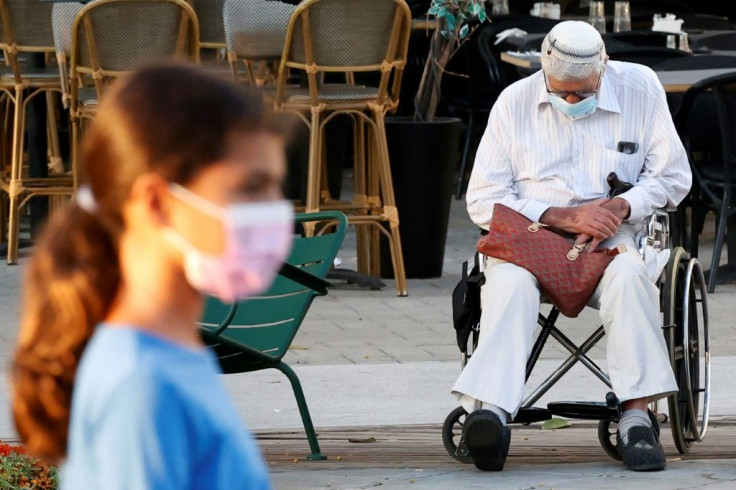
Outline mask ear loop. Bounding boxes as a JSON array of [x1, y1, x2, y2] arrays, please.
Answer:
[[168, 183, 225, 220]]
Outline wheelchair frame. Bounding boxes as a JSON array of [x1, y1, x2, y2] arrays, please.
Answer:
[[444, 209, 711, 464]]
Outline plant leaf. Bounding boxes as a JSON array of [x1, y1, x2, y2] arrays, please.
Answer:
[[542, 418, 572, 430], [459, 25, 469, 39]]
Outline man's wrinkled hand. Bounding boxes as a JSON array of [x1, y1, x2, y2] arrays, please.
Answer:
[[541, 199, 622, 246]]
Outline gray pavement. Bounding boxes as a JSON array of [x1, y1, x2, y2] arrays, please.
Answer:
[[1, 194, 735, 488]]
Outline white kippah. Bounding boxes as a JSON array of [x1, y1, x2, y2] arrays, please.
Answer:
[[543, 21, 604, 64]]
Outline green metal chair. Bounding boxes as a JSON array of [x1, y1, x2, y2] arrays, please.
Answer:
[[199, 211, 347, 461]]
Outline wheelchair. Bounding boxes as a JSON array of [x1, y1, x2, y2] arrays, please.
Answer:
[[443, 205, 711, 464]]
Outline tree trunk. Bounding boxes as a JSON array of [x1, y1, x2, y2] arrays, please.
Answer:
[[413, 29, 454, 122]]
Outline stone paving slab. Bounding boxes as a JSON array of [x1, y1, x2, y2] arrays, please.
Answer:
[[269, 459, 736, 490]]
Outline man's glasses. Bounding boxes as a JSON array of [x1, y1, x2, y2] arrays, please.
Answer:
[[544, 71, 603, 100]]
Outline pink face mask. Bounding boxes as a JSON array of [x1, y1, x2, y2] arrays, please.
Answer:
[[165, 183, 294, 303]]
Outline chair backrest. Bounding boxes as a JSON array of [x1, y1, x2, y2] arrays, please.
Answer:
[[0, 0, 55, 80], [0, 0, 55, 49], [674, 72, 736, 183], [52, 3, 85, 108], [200, 211, 347, 363], [70, 0, 199, 101], [223, 0, 294, 60], [52, 3, 84, 59], [193, 0, 226, 48], [277, 0, 412, 108]]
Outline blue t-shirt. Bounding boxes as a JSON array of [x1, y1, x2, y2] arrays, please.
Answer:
[[62, 325, 271, 490]]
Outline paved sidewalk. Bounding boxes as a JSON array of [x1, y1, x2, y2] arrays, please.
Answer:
[[0, 196, 735, 489]]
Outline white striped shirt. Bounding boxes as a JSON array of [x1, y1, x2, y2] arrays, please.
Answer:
[[466, 60, 692, 229]]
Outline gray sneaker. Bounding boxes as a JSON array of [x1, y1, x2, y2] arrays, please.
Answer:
[[617, 425, 666, 471]]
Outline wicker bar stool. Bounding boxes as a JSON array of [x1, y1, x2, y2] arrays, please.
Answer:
[[68, 0, 199, 186], [223, 0, 294, 86], [275, 0, 411, 296], [0, 0, 69, 264]]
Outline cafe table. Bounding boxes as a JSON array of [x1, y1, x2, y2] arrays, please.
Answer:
[[500, 50, 736, 93]]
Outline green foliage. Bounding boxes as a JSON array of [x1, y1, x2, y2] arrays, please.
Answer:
[[414, 0, 490, 121], [428, 0, 488, 40], [0, 444, 58, 489]]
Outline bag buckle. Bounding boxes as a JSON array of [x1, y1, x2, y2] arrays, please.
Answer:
[[527, 222, 548, 232], [567, 243, 587, 261]]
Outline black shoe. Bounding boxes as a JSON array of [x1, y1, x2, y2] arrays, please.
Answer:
[[462, 410, 511, 471], [617, 425, 666, 471]]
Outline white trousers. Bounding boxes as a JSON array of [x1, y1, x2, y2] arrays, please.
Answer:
[[451, 227, 678, 417]]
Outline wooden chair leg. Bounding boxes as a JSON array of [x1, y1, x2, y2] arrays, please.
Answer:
[[373, 109, 407, 296], [364, 121, 381, 277], [7, 87, 25, 265], [274, 361, 326, 461], [302, 108, 324, 237], [353, 117, 370, 274], [71, 116, 82, 191], [46, 91, 63, 174]]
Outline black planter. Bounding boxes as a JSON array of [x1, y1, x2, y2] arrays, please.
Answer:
[[380, 116, 462, 279]]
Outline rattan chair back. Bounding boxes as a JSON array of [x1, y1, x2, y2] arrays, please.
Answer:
[[193, 0, 225, 49], [52, 3, 83, 60], [223, 0, 294, 60], [70, 0, 199, 100], [277, 0, 411, 108], [52, 3, 85, 108], [0, 0, 56, 81]]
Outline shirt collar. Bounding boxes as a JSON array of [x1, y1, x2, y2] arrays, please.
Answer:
[[535, 69, 621, 114]]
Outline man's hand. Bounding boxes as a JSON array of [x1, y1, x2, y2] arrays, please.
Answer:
[[540, 198, 630, 251]]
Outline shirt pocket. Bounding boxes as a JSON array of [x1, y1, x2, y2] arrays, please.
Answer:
[[579, 137, 644, 198]]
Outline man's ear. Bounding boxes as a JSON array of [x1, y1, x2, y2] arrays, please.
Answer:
[[128, 173, 171, 227]]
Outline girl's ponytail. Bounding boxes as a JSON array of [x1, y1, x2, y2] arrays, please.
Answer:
[[11, 203, 120, 463]]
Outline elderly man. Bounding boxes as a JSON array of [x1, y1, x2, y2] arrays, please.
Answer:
[[452, 21, 691, 472]]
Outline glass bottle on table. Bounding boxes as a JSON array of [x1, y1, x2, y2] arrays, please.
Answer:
[[666, 34, 677, 49], [613, 1, 631, 33], [492, 0, 509, 15], [589, 1, 606, 34]]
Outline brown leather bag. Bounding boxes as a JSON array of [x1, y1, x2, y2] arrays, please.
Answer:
[[476, 203, 625, 318]]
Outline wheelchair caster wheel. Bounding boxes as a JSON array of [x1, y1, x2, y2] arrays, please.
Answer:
[[442, 406, 474, 464], [597, 410, 660, 462]]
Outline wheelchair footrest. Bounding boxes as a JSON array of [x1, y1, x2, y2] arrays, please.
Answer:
[[510, 407, 552, 424], [547, 401, 619, 421]]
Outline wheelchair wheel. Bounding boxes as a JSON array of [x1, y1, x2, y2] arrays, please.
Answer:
[[663, 247, 711, 454], [442, 406, 473, 464], [597, 410, 660, 461]]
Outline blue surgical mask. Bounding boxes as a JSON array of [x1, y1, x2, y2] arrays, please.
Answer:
[[548, 94, 598, 119]]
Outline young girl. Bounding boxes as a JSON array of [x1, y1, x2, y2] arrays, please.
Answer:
[[11, 64, 294, 489]]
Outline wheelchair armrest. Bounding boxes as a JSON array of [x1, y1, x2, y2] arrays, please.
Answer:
[[638, 209, 670, 260]]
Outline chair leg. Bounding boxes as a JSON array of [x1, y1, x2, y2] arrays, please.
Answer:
[[274, 361, 326, 461], [455, 110, 475, 200], [353, 117, 370, 274], [707, 204, 729, 293], [7, 87, 25, 265], [71, 116, 82, 191], [365, 123, 381, 277], [372, 109, 407, 296], [303, 109, 323, 237], [46, 92, 62, 173]]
